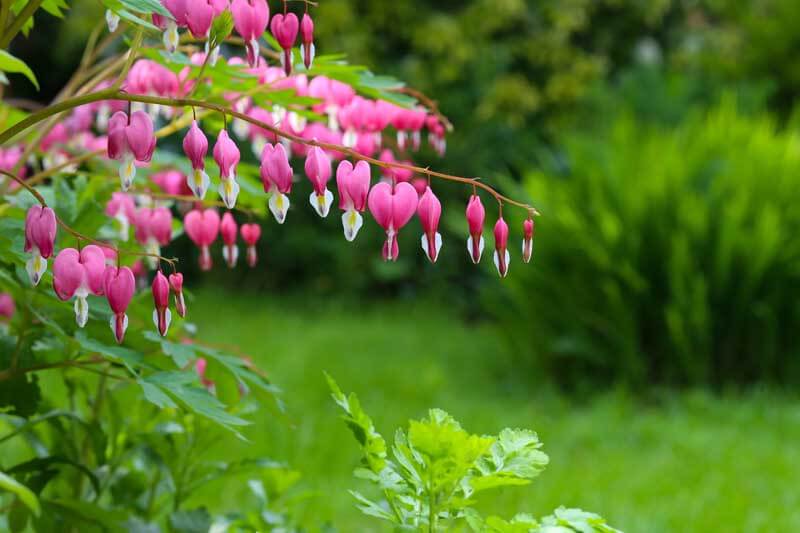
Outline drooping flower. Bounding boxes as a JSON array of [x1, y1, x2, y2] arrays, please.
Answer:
[[194, 358, 215, 392], [494, 217, 510, 278], [270, 12, 298, 75], [169, 272, 187, 317], [53, 246, 106, 328], [522, 218, 534, 264], [184, 208, 220, 271], [105, 192, 136, 242], [0, 293, 14, 321], [107, 110, 156, 191], [103, 266, 136, 344], [220, 212, 239, 268], [151, 169, 193, 197], [24, 205, 57, 286], [260, 143, 293, 224], [152, 270, 172, 336], [417, 186, 442, 263], [427, 114, 447, 156], [240, 223, 261, 267], [183, 120, 211, 199], [134, 207, 173, 269], [304, 147, 333, 218], [153, 0, 188, 53], [231, 0, 269, 67], [300, 13, 315, 69], [367, 181, 418, 261], [392, 106, 427, 151], [185, 0, 215, 39], [213, 129, 241, 209], [105, 9, 120, 32], [465, 195, 485, 264], [336, 160, 371, 241]]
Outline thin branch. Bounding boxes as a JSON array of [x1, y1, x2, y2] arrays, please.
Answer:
[[0, 0, 45, 48], [0, 89, 539, 215], [393, 87, 453, 132], [0, 169, 181, 267], [0, 357, 106, 383]]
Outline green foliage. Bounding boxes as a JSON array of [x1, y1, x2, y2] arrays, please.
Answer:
[[0, 50, 39, 90], [328, 375, 617, 531], [489, 96, 800, 388]]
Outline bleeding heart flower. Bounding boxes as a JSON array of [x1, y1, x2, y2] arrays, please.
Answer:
[[103, 266, 136, 344], [522, 218, 534, 264], [305, 147, 333, 218], [494, 217, 510, 278], [152, 270, 172, 336], [0, 293, 14, 321], [336, 160, 371, 241], [24, 205, 57, 286], [232, 0, 269, 66], [214, 130, 241, 209], [153, 0, 188, 52], [194, 357, 215, 392], [169, 272, 187, 317], [260, 143, 293, 224], [185, 0, 215, 39], [240, 223, 261, 267], [300, 13, 315, 69], [134, 207, 173, 269], [221, 212, 239, 268], [465, 195, 485, 264], [151, 170, 193, 197], [108, 110, 156, 191], [53, 245, 106, 328], [367, 181, 418, 261], [270, 12, 298, 75], [184, 209, 220, 270], [183, 120, 211, 199], [418, 186, 442, 263]]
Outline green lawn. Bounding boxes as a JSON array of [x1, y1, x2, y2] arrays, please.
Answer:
[[189, 287, 800, 532]]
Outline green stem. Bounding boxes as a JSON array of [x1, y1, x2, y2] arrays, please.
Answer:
[[0, 0, 45, 49], [0, 357, 106, 383]]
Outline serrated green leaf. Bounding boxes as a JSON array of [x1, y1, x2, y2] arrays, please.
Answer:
[[0, 51, 40, 91], [209, 10, 233, 48]]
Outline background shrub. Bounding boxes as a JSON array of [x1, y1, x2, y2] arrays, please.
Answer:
[[488, 96, 800, 388]]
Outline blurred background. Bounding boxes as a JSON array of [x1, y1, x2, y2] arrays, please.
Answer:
[[8, 0, 800, 530]]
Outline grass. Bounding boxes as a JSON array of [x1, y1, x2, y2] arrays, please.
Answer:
[[189, 287, 800, 532]]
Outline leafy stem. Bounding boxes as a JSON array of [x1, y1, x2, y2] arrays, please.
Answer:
[[0, 0, 45, 49]]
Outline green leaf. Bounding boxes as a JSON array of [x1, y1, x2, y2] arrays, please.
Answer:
[[143, 331, 194, 368], [43, 499, 127, 529], [169, 508, 211, 533], [470, 428, 549, 494], [75, 331, 144, 372], [7, 456, 100, 495], [0, 472, 40, 516], [0, 50, 40, 91], [209, 10, 233, 48], [119, 0, 171, 17], [0, 374, 41, 419]]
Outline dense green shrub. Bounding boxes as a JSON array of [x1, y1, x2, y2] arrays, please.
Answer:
[[488, 97, 800, 388]]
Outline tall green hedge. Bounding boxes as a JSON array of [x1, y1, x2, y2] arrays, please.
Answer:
[[489, 97, 800, 388]]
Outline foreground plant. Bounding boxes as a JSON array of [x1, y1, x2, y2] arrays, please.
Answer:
[[326, 375, 621, 532]]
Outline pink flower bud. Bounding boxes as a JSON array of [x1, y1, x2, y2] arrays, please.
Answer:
[[270, 12, 298, 75], [0, 293, 14, 321], [336, 160, 371, 241], [183, 120, 211, 199], [108, 110, 156, 191], [231, 0, 269, 66], [240, 223, 261, 267], [260, 143, 293, 224], [213, 130, 241, 209], [522, 218, 534, 264], [220, 212, 239, 268], [305, 147, 333, 217], [152, 270, 172, 336], [465, 195, 485, 264], [53, 246, 107, 327], [24, 205, 57, 286], [169, 272, 187, 317], [367, 181, 418, 262], [300, 13, 315, 69], [151, 170, 192, 197], [493, 217, 510, 278], [195, 357, 215, 391], [417, 186, 442, 263], [184, 208, 220, 271], [103, 266, 136, 344]]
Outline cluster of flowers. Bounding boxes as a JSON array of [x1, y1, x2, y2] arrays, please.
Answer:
[[11, 0, 536, 348], [23, 204, 188, 343], [106, 0, 314, 75]]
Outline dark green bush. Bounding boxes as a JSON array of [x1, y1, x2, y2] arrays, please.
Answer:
[[489, 97, 800, 388]]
